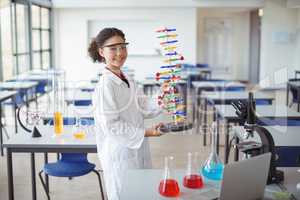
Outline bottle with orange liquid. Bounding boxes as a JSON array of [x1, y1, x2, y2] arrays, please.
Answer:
[[54, 111, 63, 134], [52, 69, 65, 136], [158, 156, 180, 197], [183, 152, 204, 189]]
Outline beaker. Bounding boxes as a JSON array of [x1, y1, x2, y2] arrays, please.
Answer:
[[52, 69, 65, 135], [183, 152, 204, 189], [158, 156, 180, 197], [201, 123, 224, 180], [73, 118, 87, 140]]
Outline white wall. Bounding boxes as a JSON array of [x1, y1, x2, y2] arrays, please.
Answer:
[[196, 8, 250, 80], [53, 8, 197, 81], [260, 0, 299, 86]]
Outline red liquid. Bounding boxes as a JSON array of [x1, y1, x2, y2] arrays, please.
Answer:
[[183, 174, 204, 189], [158, 179, 180, 197]]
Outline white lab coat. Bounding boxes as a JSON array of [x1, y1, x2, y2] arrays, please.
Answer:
[[92, 68, 161, 200]]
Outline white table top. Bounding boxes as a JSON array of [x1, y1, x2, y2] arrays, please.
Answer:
[[64, 90, 93, 101], [120, 169, 286, 200], [0, 91, 17, 101], [192, 81, 245, 89], [66, 85, 95, 91], [0, 81, 39, 90], [289, 81, 300, 87], [233, 126, 300, 146], [259, 83, 286, 90], [91, 78, 99, 83], [12, 73, 52, 81], [3, 125, 97, 149], [215, 104, 300, 119], [28, 69, 64, 76], [202, 91, 274, 101]]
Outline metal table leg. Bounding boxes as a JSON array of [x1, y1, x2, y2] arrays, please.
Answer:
[[7, 148, 14, 200], [203, 98, 207, 146], [31, 153, 37, 200], [224, 122, 230, 164], [213, 107, 219, 155], [14, 98, 17, 134], [286, 83, 289, 106], [195, 87, 200, 134], [234, 137, 239, 161], [44, 153, 49, 193]]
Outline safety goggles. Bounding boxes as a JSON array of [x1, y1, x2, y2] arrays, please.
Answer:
[[101, 42, 129, 54]]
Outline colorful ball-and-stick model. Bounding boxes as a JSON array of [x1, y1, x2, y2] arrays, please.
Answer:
[[155, 27, 186, 124]]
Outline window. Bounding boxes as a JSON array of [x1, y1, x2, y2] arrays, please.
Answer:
[[0, 0, 14, 80], [32, 4, 51, 70], [0, 0, 52, 81], [12, 2, 30, 74]]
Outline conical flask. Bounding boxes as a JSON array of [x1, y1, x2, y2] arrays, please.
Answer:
[[158, 156, 180, 197], [201, 123, 224, 180], [183, 152, 204, 189]]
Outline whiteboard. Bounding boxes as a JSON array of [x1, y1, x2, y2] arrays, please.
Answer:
[[88, 20, 161, 56]]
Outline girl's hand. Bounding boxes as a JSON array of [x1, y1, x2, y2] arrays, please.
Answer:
[[154, 122, 164, 130], [161, 82, 169, 91], [145, 128, 162, 137]]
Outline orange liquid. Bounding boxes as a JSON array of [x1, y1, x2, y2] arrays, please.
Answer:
[[183, 174, 204, 189], [73, 131, 86, 139], [54, 112, 63, 134], [158, 179, 180, 197]]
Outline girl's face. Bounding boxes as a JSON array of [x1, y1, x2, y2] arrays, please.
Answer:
[[98, 35, 128, 70]]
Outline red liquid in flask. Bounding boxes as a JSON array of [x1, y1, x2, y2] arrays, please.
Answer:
[[183, 174, 204, 189], [158, 179, 180, 197]]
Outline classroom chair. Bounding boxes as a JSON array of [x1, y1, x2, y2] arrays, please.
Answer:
[[38, 153, 105, 200], [39, 118, 105, 200], [74, 99, 92, 106]]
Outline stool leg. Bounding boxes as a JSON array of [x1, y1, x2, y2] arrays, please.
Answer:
[[92, 169, 105, 200], [38, 170, 50, 200]]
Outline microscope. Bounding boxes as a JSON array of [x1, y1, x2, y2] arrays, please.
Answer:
[[231, 92, 284, 184]]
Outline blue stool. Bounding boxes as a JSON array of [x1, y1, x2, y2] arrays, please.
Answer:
[[196, 63, 209, 68], [38, 153, 105, 200], [46, 118, 94, 126], [224, 86, 245, 92], [80, 118, 95, 125], [40, 117, 104, 200], [81, 88, 94, 92], [255, 99, 272, 105], [46, 118, 76, 126], [74, 100, 92, 106]]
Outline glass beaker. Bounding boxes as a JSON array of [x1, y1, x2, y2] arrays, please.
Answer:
[[158, 156, 180, 197], [73, 117, 87, 140], [52, 69, 65, 135], [201, 123, 224, 180], [183, 152, 204, 189]]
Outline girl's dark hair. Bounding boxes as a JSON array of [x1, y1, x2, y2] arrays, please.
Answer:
[[88, 27, 126, 63]]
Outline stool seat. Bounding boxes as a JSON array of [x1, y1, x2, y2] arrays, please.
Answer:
[[44, 160, 95, 177]]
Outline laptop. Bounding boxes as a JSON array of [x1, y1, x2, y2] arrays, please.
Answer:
[[210, 153, 271, 200]]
